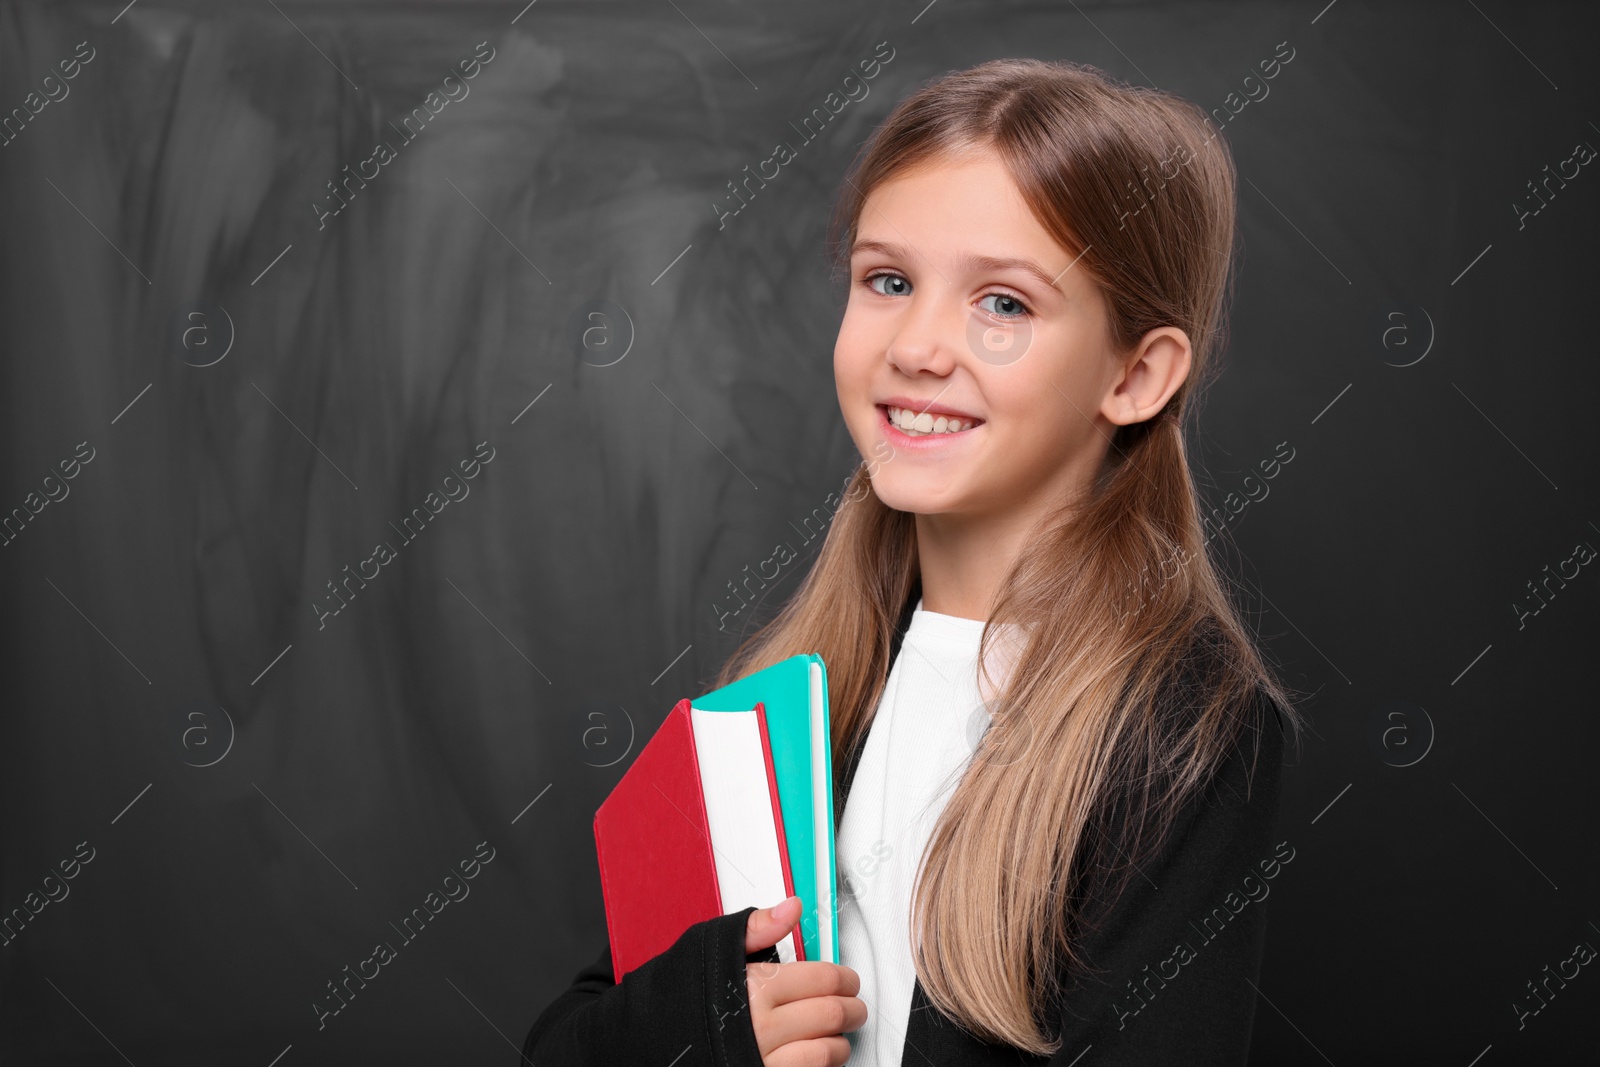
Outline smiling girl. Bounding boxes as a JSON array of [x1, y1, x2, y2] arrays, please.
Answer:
[[524, 57, 1304, 1067]]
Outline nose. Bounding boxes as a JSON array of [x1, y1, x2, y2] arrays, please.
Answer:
[[884, 288, 962, 378]]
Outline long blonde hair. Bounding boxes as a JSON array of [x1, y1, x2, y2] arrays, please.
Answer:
[[709, 57, 1305, 1054]]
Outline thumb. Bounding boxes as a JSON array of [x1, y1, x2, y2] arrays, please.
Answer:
[[744, 895, 801, 955]]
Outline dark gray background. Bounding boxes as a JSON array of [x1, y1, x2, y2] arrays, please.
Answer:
[[1, 0, 1595, 1062]]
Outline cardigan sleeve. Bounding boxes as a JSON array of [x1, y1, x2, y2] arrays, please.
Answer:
[[520, 905, 779, 1067], [1046, 694, 1288, 1065]]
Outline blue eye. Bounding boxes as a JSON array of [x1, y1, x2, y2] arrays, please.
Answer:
[[978, 292, 1031, 318], [864, 271, 910, 297], [862, 270, 1033, 319]]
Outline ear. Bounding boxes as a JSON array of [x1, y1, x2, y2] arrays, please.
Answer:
[[1100, 327, 1192, 426]]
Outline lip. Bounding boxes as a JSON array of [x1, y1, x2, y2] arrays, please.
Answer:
[[878, 396, 985, 423], [876, 402, 984, 449]]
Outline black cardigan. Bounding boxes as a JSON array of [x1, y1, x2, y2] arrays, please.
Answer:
[[520, 597, 1287, 1066]]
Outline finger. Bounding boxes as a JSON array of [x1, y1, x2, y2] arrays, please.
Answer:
[[765, 1035, 852, 1067], [744, 896, 802, 955], [747, 961, 862, 1006], [760, 995, 868, 1049]]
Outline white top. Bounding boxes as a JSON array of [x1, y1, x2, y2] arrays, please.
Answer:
[[834, 598, 1022, 1066]]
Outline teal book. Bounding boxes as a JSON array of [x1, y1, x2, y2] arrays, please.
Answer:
[[693, 655, 837, 964]]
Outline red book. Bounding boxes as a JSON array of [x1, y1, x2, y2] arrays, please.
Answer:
[[593, 699, 803, 981]]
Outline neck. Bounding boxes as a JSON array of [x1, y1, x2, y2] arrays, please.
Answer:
[[912, 507, 1036, 622], [912, 445, 1104, 619]]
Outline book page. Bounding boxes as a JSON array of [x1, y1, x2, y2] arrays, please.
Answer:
[[690, 707, 797, 963]]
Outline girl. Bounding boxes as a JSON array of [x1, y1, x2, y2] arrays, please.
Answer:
[[524, 57, 1304, 1067]]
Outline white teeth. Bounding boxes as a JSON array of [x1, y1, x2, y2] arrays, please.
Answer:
[[886, 406, 976, 436]]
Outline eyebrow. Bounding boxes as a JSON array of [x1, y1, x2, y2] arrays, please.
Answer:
[[849, 238, 1067, 295]]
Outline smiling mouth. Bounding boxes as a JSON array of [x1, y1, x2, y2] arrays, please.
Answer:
[[880, 404, 984, 437]]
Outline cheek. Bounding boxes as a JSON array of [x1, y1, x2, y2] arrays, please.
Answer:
[[834, 301, 869, 355], [832, 342, 856, 407], [833, 321, 876, 441], [989, 363, 1091, 462], [1034, 406, 1102, 471], [833, 315, 876, 396]]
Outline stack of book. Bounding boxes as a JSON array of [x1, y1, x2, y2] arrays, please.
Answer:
[[592, 655, 839, 980]]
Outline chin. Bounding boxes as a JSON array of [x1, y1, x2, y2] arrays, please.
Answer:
[[866, 476, 954, 517]]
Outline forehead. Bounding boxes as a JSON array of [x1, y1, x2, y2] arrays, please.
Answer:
[[852, 151, 1075, 270]]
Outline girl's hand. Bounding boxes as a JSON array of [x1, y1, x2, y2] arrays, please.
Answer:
[[744, 897, 868, 1067]]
